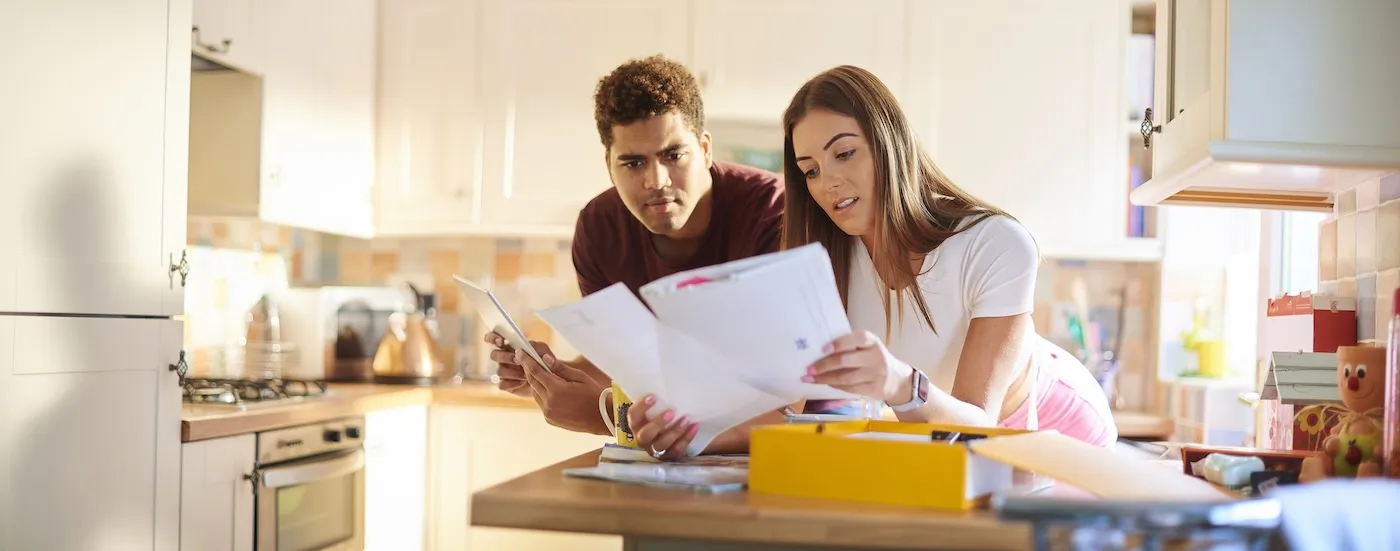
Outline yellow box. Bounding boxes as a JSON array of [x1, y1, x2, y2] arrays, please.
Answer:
[[749, 420, 1030, 510]]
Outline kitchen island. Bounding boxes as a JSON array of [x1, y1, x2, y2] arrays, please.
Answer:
[[471, 452, 1034, 551]]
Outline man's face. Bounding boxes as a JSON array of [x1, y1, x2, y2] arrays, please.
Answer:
[[606, 112, 713, 237]]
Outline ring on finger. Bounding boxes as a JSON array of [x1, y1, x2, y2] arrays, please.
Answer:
[[650, 445, 666, 459]]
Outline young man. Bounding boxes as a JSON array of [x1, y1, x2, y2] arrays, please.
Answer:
[[483, 55, 834, 457]]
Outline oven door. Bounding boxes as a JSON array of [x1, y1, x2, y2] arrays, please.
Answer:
[[256, 448, 365, 551]]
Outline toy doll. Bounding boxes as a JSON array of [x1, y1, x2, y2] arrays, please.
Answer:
[[1299, 345, 1387, 482]]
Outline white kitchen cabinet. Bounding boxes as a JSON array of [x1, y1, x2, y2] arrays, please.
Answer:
[[475, 0, 690, 235], [0, 317, 185, 551], [425, 405, 616, 551], [256, 0, 378, 238], [909, 0, 1160, 261], [365, 405, 429, 551], [180, 434, 256, 551], [691, 0, 909, 123], [193, 0, 264, 75], [0, 0, 189, 317], [375, 0, 488, 237], [1131, 0, 1400, 212]]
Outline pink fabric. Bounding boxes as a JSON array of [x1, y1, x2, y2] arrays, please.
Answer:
[[997, 341, 1118, 447]]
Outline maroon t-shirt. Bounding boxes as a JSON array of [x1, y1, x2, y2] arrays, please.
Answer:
[[571, 161, 783, 298]]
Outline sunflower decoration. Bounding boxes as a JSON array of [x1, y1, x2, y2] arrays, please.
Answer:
[[1293, 404, 1338, 449]]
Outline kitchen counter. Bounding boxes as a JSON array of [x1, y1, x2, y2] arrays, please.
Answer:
[[470, 452, 1033, 551], [181, 381, 535, 442], [1112, 410, 1174, 441]]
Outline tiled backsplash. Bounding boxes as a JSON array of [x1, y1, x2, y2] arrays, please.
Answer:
[[1318, 172, 1400, 343], [186, 216, 1159, 405]]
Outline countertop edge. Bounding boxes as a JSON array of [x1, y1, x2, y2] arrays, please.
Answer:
[[181, 383, 538, 442], [470, 452, 1031, 551]]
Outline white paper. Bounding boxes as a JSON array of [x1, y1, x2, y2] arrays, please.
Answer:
[[538, 284, 789, 456], [641, 243, 858, 401]]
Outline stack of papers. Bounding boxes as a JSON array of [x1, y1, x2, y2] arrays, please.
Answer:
[[537, 243, 858, 456]]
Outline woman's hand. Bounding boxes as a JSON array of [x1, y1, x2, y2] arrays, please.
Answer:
[[626, 394, 699, 461], [804, 330, 914, 403]]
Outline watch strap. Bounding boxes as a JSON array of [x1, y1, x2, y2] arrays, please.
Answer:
[[890, 368, 928, 412]]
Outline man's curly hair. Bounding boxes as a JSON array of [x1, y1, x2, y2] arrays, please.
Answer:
[[593, 55, 705, 151]]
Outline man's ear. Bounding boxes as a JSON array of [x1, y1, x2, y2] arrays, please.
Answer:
[[700, 130, 714, 169]]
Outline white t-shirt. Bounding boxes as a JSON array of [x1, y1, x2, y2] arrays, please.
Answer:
[[845, 214, 1039, 393]]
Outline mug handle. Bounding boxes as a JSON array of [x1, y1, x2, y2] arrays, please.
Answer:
[[598, 388, 615, 436]]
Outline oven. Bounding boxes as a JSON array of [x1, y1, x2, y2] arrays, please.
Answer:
[[253, 416, 366, 551]]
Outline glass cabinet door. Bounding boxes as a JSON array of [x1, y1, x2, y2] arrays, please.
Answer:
[[1166, 0, 1212, 124]]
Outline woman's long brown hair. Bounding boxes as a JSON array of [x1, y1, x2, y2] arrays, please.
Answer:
[[780, 65, 1023, 338]]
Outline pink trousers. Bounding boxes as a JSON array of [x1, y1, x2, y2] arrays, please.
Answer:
[[997, 339, 1118, 447]]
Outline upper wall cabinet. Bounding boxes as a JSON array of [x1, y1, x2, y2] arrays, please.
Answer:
[[192, 0, 264, 75], [377, 0, 689, 237], [0, 0, 189, 317], [1130, 0, 1400, 212], [190, 0, 378, 239], [691, 0, 909, 123], [910, 0, 1159, 261], [474, 0, 690, 235]]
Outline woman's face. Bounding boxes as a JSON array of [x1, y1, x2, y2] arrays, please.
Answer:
[[791, 108, 877, 238]]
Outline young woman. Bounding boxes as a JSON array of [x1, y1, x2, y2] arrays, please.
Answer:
[[786, 66, 1117, 447]]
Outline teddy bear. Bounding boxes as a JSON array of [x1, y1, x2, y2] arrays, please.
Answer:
[[1298, 345, 1387, 482]]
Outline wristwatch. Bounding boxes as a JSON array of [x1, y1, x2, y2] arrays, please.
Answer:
[[890, 368, 930, 412]]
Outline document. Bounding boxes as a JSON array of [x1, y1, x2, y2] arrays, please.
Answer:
[[640, 243, 858, 402], [536, 242, 858, 457]]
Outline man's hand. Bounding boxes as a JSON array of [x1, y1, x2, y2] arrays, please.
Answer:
[[516, 342, 611, 436], [483, 331, 532, 398]]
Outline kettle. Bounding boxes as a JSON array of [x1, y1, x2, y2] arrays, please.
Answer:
[[371, 283, 447, 385]]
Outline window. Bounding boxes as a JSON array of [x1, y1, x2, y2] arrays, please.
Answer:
[[1273, 211, 1329, 295]]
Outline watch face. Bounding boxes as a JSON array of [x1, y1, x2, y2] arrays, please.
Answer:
[[915, 371, 930, 403]]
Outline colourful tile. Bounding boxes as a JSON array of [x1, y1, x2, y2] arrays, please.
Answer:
[[1357, 177, 1381, 212], [1356, 209, 1377, 275], [1338, 214, 1357, 278], [435, 277, 461, 314], [1379, 201, 1400, 271], [494, 250, 522, 284], [429, 250, 460, 281], [1319, 218, 1338, 281], [1359, 274, 1377, 341], [1380, 172, 1400, 204], [1377, 269, 1399, 340], [523, 251, 557, 278], [1338, 278, 1358, 300], [339, 250, 372, 285], [1338, 188, 1358, 215], [371, 252, 399, 283]]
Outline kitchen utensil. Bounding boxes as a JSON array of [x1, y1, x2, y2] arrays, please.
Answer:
[[242, 294, 298, 380]]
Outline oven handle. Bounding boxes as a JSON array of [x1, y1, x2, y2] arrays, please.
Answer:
[[259, 449, 365, 490]]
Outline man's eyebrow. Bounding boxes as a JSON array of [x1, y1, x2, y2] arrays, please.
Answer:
[[795, 132, 858, 162]]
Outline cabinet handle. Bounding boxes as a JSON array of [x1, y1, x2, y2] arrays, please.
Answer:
[[191, 26, 233, 55], [169, 250, 191, 288], [1140, 108, 1162, 149], [168, 350, 189, 386], [243, 471, 260, 493]]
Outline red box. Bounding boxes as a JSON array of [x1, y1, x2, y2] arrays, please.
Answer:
[[1264, 293, 1356, 353], [1291, 405, 1343, 452]]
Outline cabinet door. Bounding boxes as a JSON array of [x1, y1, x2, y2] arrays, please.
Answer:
[[1148, 0, 1218, 181], [259, 0, 377, 239], [0, 0, 188, 317], [475, 0, 690, 235], [910, 0, 1127, 257], [692, 0, 909, 122], [0, 316, 184, 551], [365, 405, 429, 551], [180, 434, 257, 551], [193, 0, 264, 74], [375, 0, 487, 236]]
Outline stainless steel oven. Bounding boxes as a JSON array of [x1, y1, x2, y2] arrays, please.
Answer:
[[253, 416, 366, 551]]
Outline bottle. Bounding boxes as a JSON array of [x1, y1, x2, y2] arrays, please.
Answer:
[[1385, 288, 1400, 478]]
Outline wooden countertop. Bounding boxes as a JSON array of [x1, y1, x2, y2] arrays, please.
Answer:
[[1112, 410, 1174, 440], [181, 381, 536, 442], [471, 452, 1033, 550]]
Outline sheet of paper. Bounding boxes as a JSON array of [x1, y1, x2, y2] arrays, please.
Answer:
[[535, 283, 665, 400], [640, 243, 858, 402], [654, 322, 793, 456]]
